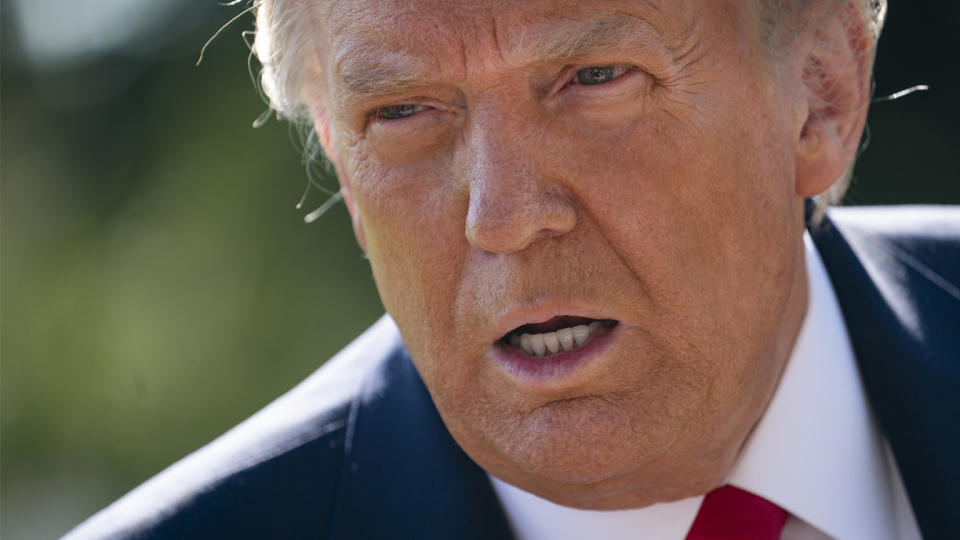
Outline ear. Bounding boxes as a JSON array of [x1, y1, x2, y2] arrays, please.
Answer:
[[310, 102, 367, 252], [793, 1, 875, 198]]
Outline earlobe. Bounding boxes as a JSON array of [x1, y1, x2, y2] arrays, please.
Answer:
[[794, 2, 874, 198], [795, 112, 848, 198]]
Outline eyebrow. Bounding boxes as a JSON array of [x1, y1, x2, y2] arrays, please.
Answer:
[[334, 12, 664, 100], [335, 50, 439, 99], [520, 12, 663, 63]]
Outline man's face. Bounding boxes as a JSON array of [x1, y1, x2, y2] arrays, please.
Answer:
[[317, 0, 811, 508]]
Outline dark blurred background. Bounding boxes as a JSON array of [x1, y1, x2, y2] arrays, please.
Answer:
[[1, 1, 957, 538]]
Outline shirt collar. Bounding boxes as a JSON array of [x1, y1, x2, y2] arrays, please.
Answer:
[[726, 232, 899, 540]]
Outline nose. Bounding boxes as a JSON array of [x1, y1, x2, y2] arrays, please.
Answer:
[[464, 119, 577, 254]]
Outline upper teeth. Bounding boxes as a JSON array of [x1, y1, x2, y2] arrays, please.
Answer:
[[509, 321, 604, 357]]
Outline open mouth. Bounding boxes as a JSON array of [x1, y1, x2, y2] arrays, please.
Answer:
[[499, 316, 618, 358]]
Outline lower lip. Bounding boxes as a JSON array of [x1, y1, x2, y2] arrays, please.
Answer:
[[492, 324, 619, 384]]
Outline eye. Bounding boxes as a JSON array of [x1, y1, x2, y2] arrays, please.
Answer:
[[574, 65, 630, 86], [376, 104, 426, 120]]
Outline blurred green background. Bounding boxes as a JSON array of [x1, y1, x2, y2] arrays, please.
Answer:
[[1, 1, 957, 538]]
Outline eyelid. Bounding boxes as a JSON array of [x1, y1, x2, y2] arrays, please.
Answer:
[[548, 64, 626, 97], [365, 99, 454, 139], [374, 103, 428, 121], [563, 64, 635, 89], [364, 93, 456, 126]]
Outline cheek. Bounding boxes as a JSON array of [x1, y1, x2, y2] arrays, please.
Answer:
[[344, 145, 470, 367], [571, 98, 798, 364]]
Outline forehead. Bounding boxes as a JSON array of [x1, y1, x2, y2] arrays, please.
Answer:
[[318, 0, 712, 96], [323, 0, 693, 41]]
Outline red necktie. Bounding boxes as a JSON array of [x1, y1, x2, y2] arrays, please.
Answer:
[[685, 485, 789, 540]]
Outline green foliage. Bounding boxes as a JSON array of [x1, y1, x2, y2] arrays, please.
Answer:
[[1, 12, 381, 538]]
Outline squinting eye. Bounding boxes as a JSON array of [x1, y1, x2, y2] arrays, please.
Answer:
[[377, 104, 424, 120], [575, 65, 628, 86]]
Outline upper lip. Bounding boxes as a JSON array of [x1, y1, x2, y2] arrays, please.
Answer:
[[490, 301, 618, 344]]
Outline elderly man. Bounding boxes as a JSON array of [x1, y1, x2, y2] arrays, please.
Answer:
[[67, 0, 958, 538]]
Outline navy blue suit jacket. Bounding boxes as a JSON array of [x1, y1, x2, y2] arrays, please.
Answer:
[[65, 206, 960, 540]]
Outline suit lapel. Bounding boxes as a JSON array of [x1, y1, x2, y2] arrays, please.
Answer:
[[331, 337, 513, 540], [809, 209, 960, 540]]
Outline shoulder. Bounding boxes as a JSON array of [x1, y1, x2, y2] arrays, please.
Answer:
[[824, 204, 960, 253], [814, 204, 960, 305], [64, 316, 405, 540], [811, 205, 960, 539], [811, 204, 960, 375], [814, 205, 960, 356], [825, 203, 959, 252]]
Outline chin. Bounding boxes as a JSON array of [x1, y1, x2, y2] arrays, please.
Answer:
[[502, 440, 729, 511], [490, 396, 655, 492]]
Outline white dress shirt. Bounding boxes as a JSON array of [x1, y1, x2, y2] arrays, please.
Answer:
[[490, 233, 923, 540]]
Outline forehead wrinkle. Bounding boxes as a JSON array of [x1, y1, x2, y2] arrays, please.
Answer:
[[327, 1, 692, 105], [328, 7, 468, 103], [334, 48, 439, 99], [508, 12, 668, 63]]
